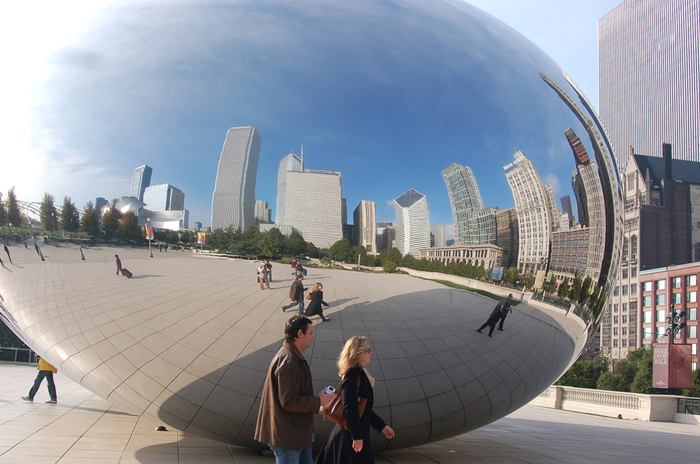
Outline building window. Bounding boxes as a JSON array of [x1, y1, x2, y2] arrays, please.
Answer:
[[693, 344, 697, 356], [622, 268, 628, 279], [656, 280, 666, 290], [656, 327, 666, 340], [632, 267, 637, 278], [631, 283, 637, 294], [644, 296, 652, 307], [687, 275, 697, 287], [622, 285, 628, 296], [622, 315, 628, 324], [631, 236, 638, 259], [644, 327, 652, 340], [687, 291, 697, 303], [656, 309, 666, 322], [672, 277, 682, 288], [693, 363, 697, 372], [614, 316, 619, 324], [673, 293, 682, 305], [622, 339, 627, 347], [630, 326, 637, 335], [644, 311, 652, 323], [688, 326, 697, 339], [656, 294, 666, 306], [613, 327, 618, 336], [622, 303, 628, 313], [643, 281, 653, 292], [630, 301, 638, 312], [614, 286, 619, 296], [622, 327, 628, 335], [613, 304, 618, 313], [689, 308, 697, 321], [613, 339, 618, 347]]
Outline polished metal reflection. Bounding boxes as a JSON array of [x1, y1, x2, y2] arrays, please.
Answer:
[[0, 0, 622, 451]]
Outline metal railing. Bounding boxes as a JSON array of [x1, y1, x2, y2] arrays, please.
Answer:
[[677, 397, 700, 416], [0, 347, 37, 364]]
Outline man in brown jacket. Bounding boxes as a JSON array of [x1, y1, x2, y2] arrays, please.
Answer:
[[282, 274, 307, 315], [255, 316, 333, 463]]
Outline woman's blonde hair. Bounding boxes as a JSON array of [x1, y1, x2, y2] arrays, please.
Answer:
[[313, 282, 323, 292], [337, 336, 371, 377]]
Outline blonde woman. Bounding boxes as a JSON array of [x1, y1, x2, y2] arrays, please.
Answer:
[[316, 336, 395, 463]]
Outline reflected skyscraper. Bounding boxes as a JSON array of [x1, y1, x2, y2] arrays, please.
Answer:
[[503, 150, 551, 275], [275, 152, 303, 225], [143, 184, 185, 212], [130, 165, 152, 202], [254, 200, 271, 224], [441, 163, 496, 245], [560, 195, 574, 227], [275, 151, 343, 248], [495, 208, 518, 268], [566, 128, 606, 281], [430, 224, 447, 248], [393, 189, 430, 257], [353, 200, 377, 253], [211, 126, 261, 231]]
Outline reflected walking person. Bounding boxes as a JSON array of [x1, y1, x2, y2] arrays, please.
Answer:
[[115, 254, 123, 275], [3, 242, 12, 264], [22, 356, 58, 404], [282, 274, 307, 315], [497, 294, 513, 331], [254, 316, 333, 464], [476, 298, 508, 337], [316, 336, 395, 464], [305, 282, 330, 322]]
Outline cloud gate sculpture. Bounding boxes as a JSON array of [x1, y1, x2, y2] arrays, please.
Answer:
[[0, 0, 622, 452]]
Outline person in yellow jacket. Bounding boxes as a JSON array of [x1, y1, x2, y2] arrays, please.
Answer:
[[22, 356, 57, 404]]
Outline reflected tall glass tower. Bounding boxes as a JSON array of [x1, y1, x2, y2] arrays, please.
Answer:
[[211, 126, 261, 231], [441, 163, 496, 245], [353, 200, 377, 253], [130, 165, 152, 202], [393, 189, 430, 257], [275, 152, 303, 225], [600, 0, 700, 170]]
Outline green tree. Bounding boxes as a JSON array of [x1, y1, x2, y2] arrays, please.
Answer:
[[379, 248, 402, 266], [118, 212, 141, 242], [305, 241, 320, 258], [351, 245, 368, 265], [579, 276, 593, 305], [285, 231, 306, 257], [101, 208, 121, 240], [556, 356, 608, 389], [6, 187, 21, 226], [80, 201, 100, 238], [59, 197, 80, 232], [0, 195, 6, 226], [568, 275, 583, 302], [544, 274, 557, 295], [503, 266, 520, 285], [400, 253, 417, 268], [259, 228, 286, 257], [557, 278, 570, 299], [329, 239, 353, 262], [39, 193, 58, 231]]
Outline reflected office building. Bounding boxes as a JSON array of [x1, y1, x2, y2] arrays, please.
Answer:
[[1, 0, 625, 453]]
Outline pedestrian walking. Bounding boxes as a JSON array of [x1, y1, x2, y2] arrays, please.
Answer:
[[296, 262, 307, 278], [34, 243, 45, 261], [316, 336, 395, 464], [258, 263, 270, 290], [282, 275, 307, 315], [291, 259, 298, 276], [22, 356, 58, 404], [254, 316, 333, 464], [265, 260, 273, 282], [79, 245, 85, 261], [305, 282, 330, 322], [497, 294, 514, 331], [3, 243, 12, 264], [115, 254, 123, 275], [476, 298, 508, 337]]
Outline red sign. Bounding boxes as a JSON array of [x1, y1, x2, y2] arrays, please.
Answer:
[[653, 344, 692, 389]]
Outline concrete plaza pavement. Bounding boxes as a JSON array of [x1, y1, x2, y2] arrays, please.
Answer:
[[1, 364, 698, 464]]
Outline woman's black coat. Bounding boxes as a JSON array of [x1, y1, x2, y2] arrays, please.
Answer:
[[305, 290, 329, 317], [316, 367, 386, 464]]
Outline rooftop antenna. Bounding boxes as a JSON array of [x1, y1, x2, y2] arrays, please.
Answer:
[[301, 144, 304, 171]]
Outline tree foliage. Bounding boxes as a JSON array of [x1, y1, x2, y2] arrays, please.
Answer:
[[101, 208, 121, 241], [6, 188, 21, 226], [556, 356, 608, 389], [80, 201, 100, 238], [59, 197, 80, 232], [39, 193, 58, 231], [118, 212, 141, 242]]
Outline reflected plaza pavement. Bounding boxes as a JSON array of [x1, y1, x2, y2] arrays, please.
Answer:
[[1, 244, 586, 450]]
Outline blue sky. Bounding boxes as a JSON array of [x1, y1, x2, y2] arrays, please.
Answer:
[[1, 0, 622, 229]]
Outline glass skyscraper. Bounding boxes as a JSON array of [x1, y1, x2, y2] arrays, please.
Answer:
[[393, 189, 430, 257], [211, 126, 261, 231], [130, 165, 152, 202], [600, 0, 700, 170], [441, 163, 496, 246]]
